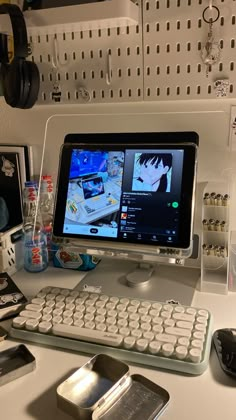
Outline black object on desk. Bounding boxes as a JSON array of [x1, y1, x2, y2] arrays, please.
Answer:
[[213, 328, 236, 378]]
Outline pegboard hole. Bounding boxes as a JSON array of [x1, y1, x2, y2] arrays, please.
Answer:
[[91, 70, 95, 79], [137, 88, 141, 97], [92, 91, 96, 99], [137, 67, 141, 76], [231, 39, 235, 48], [128, 68, 131, 76], [230, 62, 234, 71], [177, 21, 180, 30], [166, 22, 170, 31], [187, 86, 190, 95], [176, 86, 180, 95], [166, 66, 170, 74], [118, 69, 122, 77], [127, 47, 130, 56], [156, 23, 159, 32], [232, 16, 236, 25], [187, 64, 191, 73], [166, 44, 170, 53], [176, 43, 180, 52], [198, 64, 201, 72], [156, 1, 159, 9], [146, 1, 149, 11], [128, 89, 132, 97], [90, 50, 93, 59], [198, 19, 202, 28], [74, 72, 77, 80], [208, 85, 212, 94], [156, 66, 160, 75], [187, 20, 191, 29], [176, 65, 180, 74], [156, 87, 160, 96], [197, 86, 201, 95], [146, 88, 150, 96], [166, 87, 170, 96], [119, 89, 123, 98]]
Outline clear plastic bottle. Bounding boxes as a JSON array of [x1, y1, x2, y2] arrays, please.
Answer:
[[23, 181, 48, 273], [40, 175, 54, 259]]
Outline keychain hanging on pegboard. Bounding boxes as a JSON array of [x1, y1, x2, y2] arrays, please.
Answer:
[[201, 1, 221, 77]]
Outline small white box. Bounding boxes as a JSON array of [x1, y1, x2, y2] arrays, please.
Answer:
[[0, 224, 24, 276]]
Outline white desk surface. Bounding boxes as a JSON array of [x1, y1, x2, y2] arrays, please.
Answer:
[[0, 266, 236, 420]]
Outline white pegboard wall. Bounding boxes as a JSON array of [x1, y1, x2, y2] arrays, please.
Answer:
[[28, 2, 143, 105], [143, 0, 236, 100], [27, 0, 236, 104]]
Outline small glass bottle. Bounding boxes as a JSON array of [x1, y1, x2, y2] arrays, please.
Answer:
[[23, 181, 48, 273], [24, 221, 48, 273], [22, 181, 38, 225]]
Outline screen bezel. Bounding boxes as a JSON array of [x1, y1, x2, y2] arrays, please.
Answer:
[[53, 139, 198, 252]]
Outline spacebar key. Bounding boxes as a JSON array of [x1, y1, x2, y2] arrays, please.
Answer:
[[52, 324, 123, 347]]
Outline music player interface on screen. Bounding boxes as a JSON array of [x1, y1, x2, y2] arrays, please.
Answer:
[[63, 148, 184, 244]]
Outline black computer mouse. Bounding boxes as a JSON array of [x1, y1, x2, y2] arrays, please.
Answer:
[[213, 328, 236, 377]]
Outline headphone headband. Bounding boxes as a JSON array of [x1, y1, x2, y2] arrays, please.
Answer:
[[0, 3, 28, 60]]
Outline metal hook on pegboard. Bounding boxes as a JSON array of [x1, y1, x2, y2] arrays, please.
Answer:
[[106, 50, 112, 86]]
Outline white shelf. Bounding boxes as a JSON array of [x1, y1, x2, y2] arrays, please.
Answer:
[[23, 0, 140, 34]]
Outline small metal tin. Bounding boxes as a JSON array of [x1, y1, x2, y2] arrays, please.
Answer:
[[57, 354, 170, 420], [0, 344, 36, 386]]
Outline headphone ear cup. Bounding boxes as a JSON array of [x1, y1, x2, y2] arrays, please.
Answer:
[[1, 59, 24, 108], [22, 61, 40, 109]]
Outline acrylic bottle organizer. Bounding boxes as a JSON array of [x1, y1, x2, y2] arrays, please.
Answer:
[[200, 181, 231, 294]]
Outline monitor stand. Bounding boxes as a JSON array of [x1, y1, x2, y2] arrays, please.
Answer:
[[75, 258, 200, 306]]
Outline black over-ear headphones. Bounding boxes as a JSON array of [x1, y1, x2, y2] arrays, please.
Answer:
[[0, 3, 40, 109]]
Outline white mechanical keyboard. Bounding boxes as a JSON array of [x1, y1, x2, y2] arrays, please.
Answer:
[[10, 286, 213, 375]]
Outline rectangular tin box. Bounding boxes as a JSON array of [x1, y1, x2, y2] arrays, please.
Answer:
[[0, 344, 36, 386], [57, 354, 169, 419]]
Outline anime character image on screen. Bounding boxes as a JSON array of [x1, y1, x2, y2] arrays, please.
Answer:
[[132, 153, 172, 192], [63, 150, 124, 238]]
